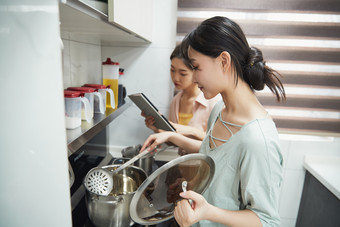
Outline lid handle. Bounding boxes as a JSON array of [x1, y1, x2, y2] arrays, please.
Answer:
[[182, 181, 193, 206]]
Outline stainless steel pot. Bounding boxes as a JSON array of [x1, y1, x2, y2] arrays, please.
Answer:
[[113, 156, 154, 176], [84, 165, 147, 227], [120, 145, 155, 175]]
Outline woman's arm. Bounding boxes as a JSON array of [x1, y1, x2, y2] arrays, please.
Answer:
[[170, 122, 206, 141], [174, 191, 262, 227], [140, 132, 201, 154]]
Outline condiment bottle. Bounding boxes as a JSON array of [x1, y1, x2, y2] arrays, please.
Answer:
[[102, 58, 119, 109]]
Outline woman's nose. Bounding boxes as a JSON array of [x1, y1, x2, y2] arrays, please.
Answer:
[[192, 71, 197, 83], [173, 72, 180, 81]]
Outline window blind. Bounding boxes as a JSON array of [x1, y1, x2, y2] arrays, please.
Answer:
[[176, 0, 340, 135]]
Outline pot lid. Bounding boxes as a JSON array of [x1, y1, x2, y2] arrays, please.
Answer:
[[129, 153, 215, 225]]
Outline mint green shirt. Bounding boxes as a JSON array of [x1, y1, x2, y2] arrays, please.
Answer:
[[197, 101, 283, 227]]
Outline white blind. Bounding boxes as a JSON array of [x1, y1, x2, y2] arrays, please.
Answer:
[[177, 0, 340, 135]]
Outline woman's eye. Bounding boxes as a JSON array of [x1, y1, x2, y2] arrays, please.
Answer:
[[180, 74, 188, 77], [192, 66, 198, 71]]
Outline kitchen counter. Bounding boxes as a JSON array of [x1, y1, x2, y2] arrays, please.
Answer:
[[303, 154, 340, 200]]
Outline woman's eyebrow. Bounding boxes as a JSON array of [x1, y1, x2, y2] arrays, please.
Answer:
[[179, 69, 188, 72]]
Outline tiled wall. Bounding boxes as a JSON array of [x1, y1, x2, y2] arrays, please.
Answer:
[[61, 33, 102, 89]]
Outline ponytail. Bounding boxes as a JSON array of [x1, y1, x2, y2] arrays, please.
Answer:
[[243, 47, 286, 101], [244, 47, 286, 102]]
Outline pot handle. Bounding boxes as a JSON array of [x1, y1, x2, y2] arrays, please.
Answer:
[[91, 196, 123, 204], [68, 161, 75, 188]]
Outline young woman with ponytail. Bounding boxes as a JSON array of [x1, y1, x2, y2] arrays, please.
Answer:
[[140, 16, 286, 227]]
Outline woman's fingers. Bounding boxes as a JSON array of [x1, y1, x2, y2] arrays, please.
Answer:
[[140, 136, 155, 153], [174, 199, 194, 227], [179, 190, 201, 201]]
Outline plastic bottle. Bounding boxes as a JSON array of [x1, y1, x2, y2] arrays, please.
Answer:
[[102, 58, 119, 109]]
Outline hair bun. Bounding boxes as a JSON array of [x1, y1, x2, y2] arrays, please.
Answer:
[[244, 47, 265, 90]]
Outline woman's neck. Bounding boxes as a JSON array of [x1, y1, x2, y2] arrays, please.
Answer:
[[220, 80, 266, 124], [182, 84, 200, 99]]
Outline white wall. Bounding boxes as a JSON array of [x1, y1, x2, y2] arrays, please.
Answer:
[[61, 34, 102, 89]]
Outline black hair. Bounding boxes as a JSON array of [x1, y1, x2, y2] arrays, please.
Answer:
[[170, 39, 192, 70], [184, 16, 286, 102]]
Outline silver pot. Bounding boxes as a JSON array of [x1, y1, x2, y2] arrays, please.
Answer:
[[120, 145, 155, 175], [84, 165, 147, 227], [113, 156, 154, 176]]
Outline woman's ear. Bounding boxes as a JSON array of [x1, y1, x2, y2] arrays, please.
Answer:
[[220, 51, 231, 72]]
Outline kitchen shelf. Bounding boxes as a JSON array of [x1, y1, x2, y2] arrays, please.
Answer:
[[59, 0, 151, 45], [67, 99, 132, 154]]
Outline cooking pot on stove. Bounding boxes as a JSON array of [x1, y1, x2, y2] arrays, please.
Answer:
[[84, 165, 147, 227], [118, 144, 155, 176], [84, 153, 215, 227]]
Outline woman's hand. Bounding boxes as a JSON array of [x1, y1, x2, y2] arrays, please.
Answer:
[[140, 131, 176, 153], [174, 190, 211, 227], [175, 191, 263, 227], [141, 111, 160, 133]]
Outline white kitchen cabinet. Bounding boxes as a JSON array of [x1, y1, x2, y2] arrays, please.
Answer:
[[59, 0, 153, 45], [108, 0, 153, 42]]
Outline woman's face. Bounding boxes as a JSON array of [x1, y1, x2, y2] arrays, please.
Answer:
[[170, 57, 194, 90], [188, 47, 224, 99]]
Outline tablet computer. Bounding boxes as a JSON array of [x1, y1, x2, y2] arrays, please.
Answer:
[[128, 93, 176, 132]]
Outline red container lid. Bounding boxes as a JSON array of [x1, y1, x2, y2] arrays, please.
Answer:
[[67, 87, 96, 93], [83, 84, 108, 89], [64, 90, 82, 98], [102, 58, 119, 65]]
